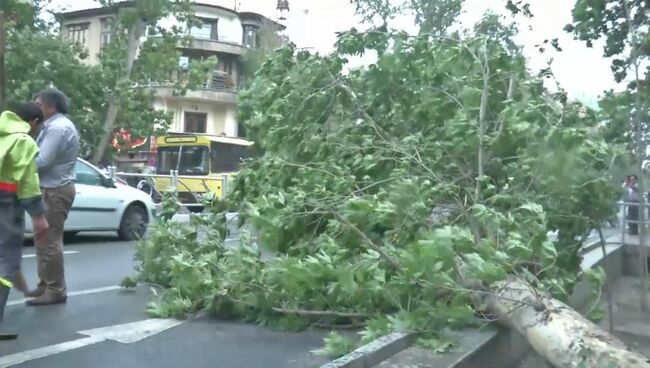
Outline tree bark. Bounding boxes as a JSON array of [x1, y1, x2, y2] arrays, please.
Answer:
[[481, 276, 650, 368], [92, 18, 143, 164]]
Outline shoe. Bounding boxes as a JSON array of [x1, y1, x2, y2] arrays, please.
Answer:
[[0, 284, 17, 340], [25, 291, 67, 306]]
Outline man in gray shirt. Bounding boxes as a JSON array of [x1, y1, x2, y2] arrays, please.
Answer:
[[25, 89, 80, 306]]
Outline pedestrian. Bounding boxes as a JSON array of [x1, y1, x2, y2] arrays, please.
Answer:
[[625, 174, 640, 235], [0, 103, 50, 339], [25, 88, 80, 306]]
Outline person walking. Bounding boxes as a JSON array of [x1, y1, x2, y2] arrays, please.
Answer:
[[625, 175, 640, 235], [25, 89, 80, 306], [0, 103, 49, 339]]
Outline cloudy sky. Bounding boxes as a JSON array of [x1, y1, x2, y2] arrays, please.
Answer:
[[49, 0, 618, 106]]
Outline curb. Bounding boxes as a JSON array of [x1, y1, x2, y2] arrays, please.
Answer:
[[319, 333, 415, 368]]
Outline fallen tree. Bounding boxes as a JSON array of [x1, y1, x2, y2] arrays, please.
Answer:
[[481, 277, 650, 368], [129, 10, 640, 367]]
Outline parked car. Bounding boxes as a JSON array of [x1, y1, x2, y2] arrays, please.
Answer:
[[24, 158, 156, 241]]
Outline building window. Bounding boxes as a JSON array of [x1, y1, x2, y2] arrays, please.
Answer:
[[184, 112, 207, 133], [237, 122, 246, 138], [67, 23, 89, 44], [242, 24, 259, 49], [100, 18, 112, 46], [189, 18, 218, 41]]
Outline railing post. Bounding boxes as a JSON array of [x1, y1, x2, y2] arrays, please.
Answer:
[[621, 201, 627, 247], [221, 174, 228, 200], [171, 170, 178, 190]]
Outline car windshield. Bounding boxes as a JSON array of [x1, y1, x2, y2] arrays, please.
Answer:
[[157, 146, 209, 175]]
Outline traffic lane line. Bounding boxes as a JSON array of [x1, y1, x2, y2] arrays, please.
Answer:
[[22, 251, 80, 259], [7, 285, 121, 307], [0, 319, 185, 368]]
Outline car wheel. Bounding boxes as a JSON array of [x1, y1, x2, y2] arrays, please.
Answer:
[[64, 231, 80, 242], [118, 204, 148, 241]]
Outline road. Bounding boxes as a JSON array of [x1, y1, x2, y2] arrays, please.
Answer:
[[0, 234, 329, 368]]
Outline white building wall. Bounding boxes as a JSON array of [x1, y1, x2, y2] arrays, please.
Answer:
[[224, 106, 238, 136], [63, 2, 253, 139], [154, 97, 233, 136], [153, 5, 243, 45], [61, 16, 103, 64]]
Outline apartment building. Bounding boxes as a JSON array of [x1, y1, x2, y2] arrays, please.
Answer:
[[57, 0, 285, 141]]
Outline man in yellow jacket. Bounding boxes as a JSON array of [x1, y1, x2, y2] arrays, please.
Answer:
[[0, 102, 49, 340]]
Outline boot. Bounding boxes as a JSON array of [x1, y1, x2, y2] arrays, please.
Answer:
[[26, 252, 66, 306], [12, 271, 29, 296], [25, 290, 67, 306], [0, 284, 18, 340]]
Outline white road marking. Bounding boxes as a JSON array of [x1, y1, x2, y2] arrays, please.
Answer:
[[7, 285, 121, 306], [0, 319, 185, 368], [22, 250, 80, 259]]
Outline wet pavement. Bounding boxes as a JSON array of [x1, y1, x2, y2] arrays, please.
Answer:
[[0, 233, 329, 368]]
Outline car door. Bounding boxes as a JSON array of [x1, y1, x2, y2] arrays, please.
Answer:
[[66, 160, 122, 231]]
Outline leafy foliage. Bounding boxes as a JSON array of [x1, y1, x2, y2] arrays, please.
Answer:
[[131, 5, 620, 357], [349, 0, 464, 35], [568, 0, 650, 311]]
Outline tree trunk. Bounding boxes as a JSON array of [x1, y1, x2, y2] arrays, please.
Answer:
[[92, 18, 143, 164], [482, 277, 650, 368]]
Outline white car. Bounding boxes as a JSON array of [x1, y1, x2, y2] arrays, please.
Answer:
[[25, 158, 156, 240]]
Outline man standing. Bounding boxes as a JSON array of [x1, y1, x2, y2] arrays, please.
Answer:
[[26, 88, 80, 306], [0, 103, 49, 339]]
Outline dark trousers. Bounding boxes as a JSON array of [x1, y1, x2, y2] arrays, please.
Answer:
[[0, 193, 24, 291], [628, 204, 639, 235]]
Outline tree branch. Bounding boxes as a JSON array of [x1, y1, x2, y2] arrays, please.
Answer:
[[228, 297, 368, 319], [331, 211, 403, 271]]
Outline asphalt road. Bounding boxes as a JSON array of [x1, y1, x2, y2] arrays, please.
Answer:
[[0, 233, 330, 368]]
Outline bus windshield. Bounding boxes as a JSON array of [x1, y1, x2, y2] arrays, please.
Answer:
[[157, 146, 209, 175], [210, 142, 251, 172]]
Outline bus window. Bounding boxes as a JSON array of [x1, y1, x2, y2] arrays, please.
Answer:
[[157, 146, 209, 175], [210, 142, 250, 172]]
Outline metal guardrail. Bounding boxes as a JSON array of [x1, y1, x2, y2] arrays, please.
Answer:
[[106, 167, 228, 210], [578, 200, 647, 254]]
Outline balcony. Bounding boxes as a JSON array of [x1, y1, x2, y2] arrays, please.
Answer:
[[183, 25, 245, 55], [186, 38, 245, 55], [149, 71, 238, 104], [148, 33, 245, 55]]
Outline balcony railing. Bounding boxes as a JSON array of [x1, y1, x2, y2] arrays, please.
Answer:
[[204, 70, 236, 92], [148, 71, 237, 93]]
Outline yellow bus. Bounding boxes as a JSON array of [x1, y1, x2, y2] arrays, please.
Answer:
[[154, 133, 253, 207]]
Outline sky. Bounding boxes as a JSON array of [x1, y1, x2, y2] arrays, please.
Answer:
[[48, 0, 619, 106]]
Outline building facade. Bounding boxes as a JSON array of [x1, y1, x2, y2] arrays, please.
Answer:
[[57, 1, 284, 142]]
